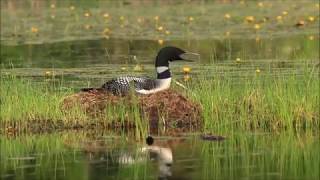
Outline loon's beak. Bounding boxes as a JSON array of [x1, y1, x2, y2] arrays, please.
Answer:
[[179, 52, 200, 62]]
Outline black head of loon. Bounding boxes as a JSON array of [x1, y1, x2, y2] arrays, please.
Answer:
[[155, 46, 199, 80], [155, 46, 198, 67]]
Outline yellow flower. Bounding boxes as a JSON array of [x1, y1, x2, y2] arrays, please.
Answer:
[[31, 27, 38, 33], [137, 17, 143, 23], [256, 69, 261, 73], [276, 15, 282, 21], [50, 4, 55, 9], [158, 39, 164, 45], [188, 16, 194, 21], [84, 12, 91, 17], [84, 24, 92, 30], [308, 35, 314, 41], [165, 30, 171, 35], [103, 28, 110, 35], [154, 16, 159, 21], [295, 20, 305, 27], [157, 26, 164, 31], [245, 16, 255, 23], [133, 64, 144, 72], [236, 58, 241, 63], [282, 11, 288, 16], [121, 67, 127, 71], [103, 13, 109, 18], [70, 6, 75, 11], [240, 0, 245, 5], [316, 3, 319, 8], [258, 2, 264, 7], [51, 14, 55, 19], [225, 31, 231, 37], [254, 24, 261, 30], [120, 16, 125, 21], [184, 74, 190, 82], [224, 13, 231, 19], [183, 67, 191, 73], [45, 71, 53, 76], [308, 16, 315, 22]]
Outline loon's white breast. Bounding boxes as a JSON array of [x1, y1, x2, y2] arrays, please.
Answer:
[[136, 78, 171, 95]]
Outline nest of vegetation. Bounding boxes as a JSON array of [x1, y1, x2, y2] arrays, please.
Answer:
[[61, 89, 202, 130]]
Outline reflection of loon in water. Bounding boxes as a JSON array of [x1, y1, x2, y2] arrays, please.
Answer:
[[118, 137, 173, 179]]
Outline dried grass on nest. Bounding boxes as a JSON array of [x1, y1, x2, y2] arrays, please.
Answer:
[[62, 89, 202, 129]]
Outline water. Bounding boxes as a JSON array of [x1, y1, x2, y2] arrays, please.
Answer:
[[1, 1, 319, 179], [1, 131, 319, 180], [1, 36, 319, 89]]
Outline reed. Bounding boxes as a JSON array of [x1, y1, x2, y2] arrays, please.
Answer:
[[187, 67, 319, 132], [1, 66, 319, 133]]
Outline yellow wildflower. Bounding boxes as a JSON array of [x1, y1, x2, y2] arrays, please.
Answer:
[[31, 27, 38, 33], [84, 12, 91, 17], [103, 28, 110, 35], [245, 16, 255, 23], [137, 17, 143, 23], [184, 74, 190, 82], [308, 35, 314, 41], [103, 13, 109, 18], [282, 11, 288, 16], [165, 30, 171, 35], [157, 26, 164, 31], [50, 4, 55, 9], [183, 67, 191, 73], [120, 16, 125, 21], [308, 16, 315, 22], [256, 68, 261, 73], [70, 6, 75, 11], [276, 15, 282, 21], [188, 16, 194, 21], [133, 64, 144, 72], [254, 24, 261, 30], [154, 16, 159, 21], [84, 24, 92, 30], [258, 2, 264, 7], [236, 58, 241, 63], [224, 13, 231, 19], [158, 39, 164, 45]]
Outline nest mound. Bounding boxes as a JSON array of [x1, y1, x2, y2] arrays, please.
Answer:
[[62, 89, 202, 130]]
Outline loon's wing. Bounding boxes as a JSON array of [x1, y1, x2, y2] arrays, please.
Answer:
[[132, 77, 156, 90], [100, 76, 155, 95]]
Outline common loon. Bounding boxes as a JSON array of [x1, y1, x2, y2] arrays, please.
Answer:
[[81, 46, 199, 95]]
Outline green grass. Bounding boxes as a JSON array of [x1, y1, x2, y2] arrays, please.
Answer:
[[188, 67, 319, 132], [1, 65, 319, 133]]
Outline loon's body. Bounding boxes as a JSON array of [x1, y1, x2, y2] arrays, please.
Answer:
[[81, 46, 198, 95]]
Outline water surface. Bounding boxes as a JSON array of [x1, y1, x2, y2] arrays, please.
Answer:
[[1, 131, 319, 180]]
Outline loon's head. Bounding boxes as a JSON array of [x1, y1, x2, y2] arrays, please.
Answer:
[[137, 46, 199, 94], [155, 46, 199, 67], [155, 46, 199, 79]]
